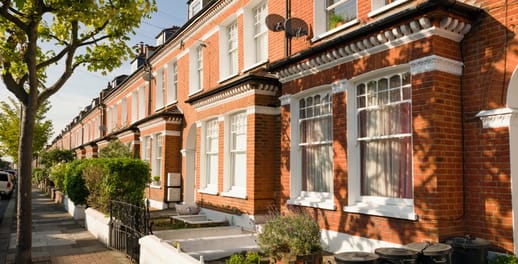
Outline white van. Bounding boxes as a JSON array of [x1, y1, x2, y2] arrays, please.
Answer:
[[0, 171, 14, 199]]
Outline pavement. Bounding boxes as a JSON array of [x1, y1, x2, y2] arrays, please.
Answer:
[[0, 187, 132, 264]]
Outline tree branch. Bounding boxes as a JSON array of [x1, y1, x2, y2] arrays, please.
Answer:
[[0, 0, 27, 31], [1, 62, 28, 104], [39, 21, 79, 104]]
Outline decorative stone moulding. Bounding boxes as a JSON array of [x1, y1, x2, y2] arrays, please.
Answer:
[[192, 83, 279, 111], [409, 55, 464, 76], [276, 15, 472, 83], [476, 108, 518, 129]]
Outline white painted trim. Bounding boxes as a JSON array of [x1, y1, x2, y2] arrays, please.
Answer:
[[368, 0, 411, 17], [138, 118, 166, 132], [193, 83, 278, 112], [321, 229, 403, 253], [246, 105, 280, 115], [242, 61, 268, 73], [509, 66, 518, 255], [277, 16, 471, 83], [409, 55, 464, 76], [280, 94, 292, 106], [164, 131, 181, 136], [332, 80, 348, 94], [476, 108, 518, 128], [147, 198, 168, 209], [287, 197, 336, 210]]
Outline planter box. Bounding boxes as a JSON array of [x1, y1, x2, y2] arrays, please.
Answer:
[[64, 195, 86, 220], [85, 207, 110, 246], [139, 235, 200, 264], [54, 190, 64, 204]]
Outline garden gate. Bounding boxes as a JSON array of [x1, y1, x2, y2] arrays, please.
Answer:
[[109, 199, 151, 262]]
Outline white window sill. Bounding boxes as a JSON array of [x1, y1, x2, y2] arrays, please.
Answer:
[[368, 0, 411, 17], [218, 73, 239, 84], [154, 106, 165, 112], [344, 201, 417, 220], [150, 184, 161, 189], [221, 191, 247, 199], [198, 188, 218, 195], [311, 19, 360, 43], [188, 89, 203, 97], [287, 196, 336, 210], [242, 60, 268, 73], [166, 100, 178, 106]]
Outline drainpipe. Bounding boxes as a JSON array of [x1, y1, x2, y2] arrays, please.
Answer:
[[285, 0, 291, 57]]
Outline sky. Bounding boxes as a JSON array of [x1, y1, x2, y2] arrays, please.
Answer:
[[0, 0, 188, 141]]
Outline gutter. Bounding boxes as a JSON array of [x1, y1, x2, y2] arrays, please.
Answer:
[[266, 0, 481, 72]]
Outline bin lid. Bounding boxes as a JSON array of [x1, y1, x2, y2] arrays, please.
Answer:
[[335, 252, 379, 262], [375, 247, 418, 258], [406, 242, 452, 256], [445, 236, 490, 249]]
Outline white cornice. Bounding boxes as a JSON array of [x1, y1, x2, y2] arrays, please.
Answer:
[[476, 108, 518, 128], [409, 55, 464, 76], [276, 15, 471, 83], [193, 83, 279, 112]]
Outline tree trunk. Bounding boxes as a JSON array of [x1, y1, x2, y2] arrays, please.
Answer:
[[15, 101, 37, 263]]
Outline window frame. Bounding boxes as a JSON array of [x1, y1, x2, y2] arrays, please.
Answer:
[[344, 65, 417, 220], [243, 0, 268, 71], [152, 133, 163, 180], [199, 118, 219, 194], [286, 85, 336, 210], [189, 45, 204, 95], [369, 0, 410, 17], [222, 111, 247, 199], [142, 136, 151, 166], [218, 18, 239, 82], [312, 0, 359, 41], [167, 61, 178, 105], [155, 68, 165, 110]]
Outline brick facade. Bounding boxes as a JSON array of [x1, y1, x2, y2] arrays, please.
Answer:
[[47, 0, 518, 254]]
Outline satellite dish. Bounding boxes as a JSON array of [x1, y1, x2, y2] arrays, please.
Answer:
[[285, 17, 308, 38], [265, 14, 285, 32]]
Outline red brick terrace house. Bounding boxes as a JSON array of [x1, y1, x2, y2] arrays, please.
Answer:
[[47, 0, 518, 256], [265, 0, 518, 255], [50, 0, 280, 228]]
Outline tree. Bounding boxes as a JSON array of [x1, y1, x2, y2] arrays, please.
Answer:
[[0, 97, 53, 162], [0, 1, 156, 262], [98, 139, 133, 158], [39, 148, 75, 168]]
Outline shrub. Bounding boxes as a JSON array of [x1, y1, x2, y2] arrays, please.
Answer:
[[49, 162, 68, 191], [257, 212, 321, 261], [63, 158, 150, 212], [491, 254, 518, 264], [98, 139, 133, 158], [32, 167, 45, 184], [102, 158, 150, 204], [226, 252, 261, 264], [65, 171, 89, 205]]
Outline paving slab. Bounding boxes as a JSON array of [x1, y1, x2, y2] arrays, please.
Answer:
[[0, 187, 132, 264]]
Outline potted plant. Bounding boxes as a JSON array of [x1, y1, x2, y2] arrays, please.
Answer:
[[152, 175, 161, 186], [257, 211, 322, 263], [329, 13, 345, 29]]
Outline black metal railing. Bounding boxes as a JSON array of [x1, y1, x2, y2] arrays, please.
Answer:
[[109, 199, 151, 262]]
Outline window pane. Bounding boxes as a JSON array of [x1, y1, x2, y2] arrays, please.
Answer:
[[357, 71, 412, 199], [299, 90, 333, 193], [327, 0, 357, 30]]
